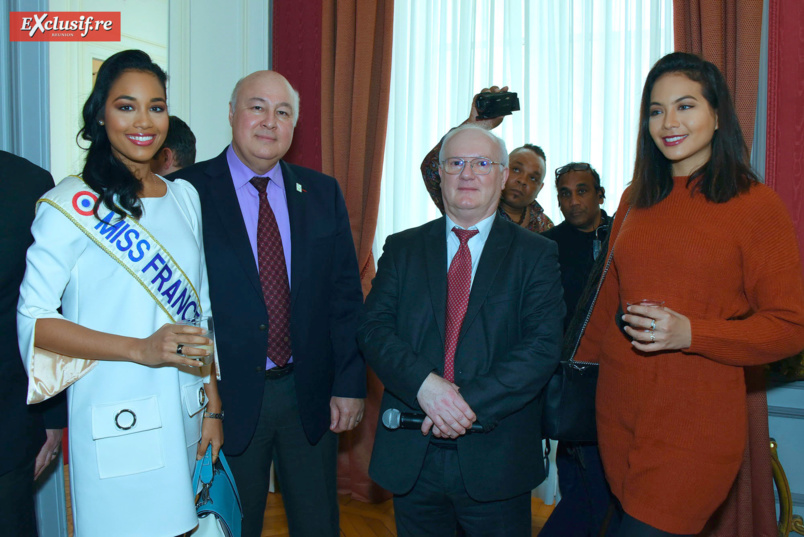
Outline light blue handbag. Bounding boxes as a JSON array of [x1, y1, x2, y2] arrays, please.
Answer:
[[191, 445, 243, 537]]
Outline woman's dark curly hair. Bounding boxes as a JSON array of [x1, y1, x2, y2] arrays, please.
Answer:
[[629, 52, 758, 208], [77, 49, 167, 220]]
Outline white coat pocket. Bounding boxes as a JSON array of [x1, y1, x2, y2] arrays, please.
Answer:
[[181, 379, 207, 447], [91, 396, 164, 479]]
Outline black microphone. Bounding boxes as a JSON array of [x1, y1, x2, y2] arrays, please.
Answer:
[[382, 408, 484, 432]]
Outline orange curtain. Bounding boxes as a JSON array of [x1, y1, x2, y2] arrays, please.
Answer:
[[675, 4, 774, 536], [673, 0, 763, 152], [321, 0, 394, 503]]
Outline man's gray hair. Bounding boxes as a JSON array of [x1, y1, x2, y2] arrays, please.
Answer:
[[228, 74, 301, 127], [438, 125, 509, 166]]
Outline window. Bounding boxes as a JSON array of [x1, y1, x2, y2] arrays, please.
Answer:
[[375, 0, 673, 252]]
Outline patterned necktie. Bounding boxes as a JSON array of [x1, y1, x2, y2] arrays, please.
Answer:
[[444, 227, 479, 382], [250, 177, 292, 367]]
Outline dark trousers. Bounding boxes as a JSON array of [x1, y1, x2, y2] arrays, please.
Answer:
[[226, 373, 339, 537], [614, 513, 693, 537], [0, 458, 37, 537], [394, 443, 531, 537], [539, 442, 620, 536]]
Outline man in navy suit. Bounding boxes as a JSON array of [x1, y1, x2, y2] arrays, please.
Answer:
[[170, 71, 365, 537], [1, 151, 67, 536], [359, 126, 564, 536]]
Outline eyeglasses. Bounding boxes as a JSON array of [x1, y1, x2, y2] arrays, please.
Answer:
[[555, 162, 593, 179], [441, 157, 504, 175]]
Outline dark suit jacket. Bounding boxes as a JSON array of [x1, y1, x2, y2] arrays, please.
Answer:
[[0, 151, 67, 477], [169, 149, 365, 454], [359, 215, 564, 502]]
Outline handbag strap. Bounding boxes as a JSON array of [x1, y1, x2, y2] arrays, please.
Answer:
[[192, 444, 243, 508], [568, 206, 631, 363], [217, 450, 242, 507], [192, 445, 213, 487]]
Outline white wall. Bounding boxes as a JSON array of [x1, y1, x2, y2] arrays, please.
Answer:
[[48, 0, 169, 182], [167, 0, 270, 163], [48, 0, 270, 181]]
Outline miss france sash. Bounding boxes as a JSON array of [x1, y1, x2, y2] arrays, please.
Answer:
[[26, 176, 203, 403]]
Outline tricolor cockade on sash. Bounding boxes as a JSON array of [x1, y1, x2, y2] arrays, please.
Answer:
[[26, 176, 203, 403]]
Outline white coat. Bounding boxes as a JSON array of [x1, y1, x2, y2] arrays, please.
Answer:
[[18, 176, 211, 536]]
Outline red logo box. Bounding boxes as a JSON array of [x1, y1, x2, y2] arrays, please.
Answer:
[[9, 12, 121, 42]]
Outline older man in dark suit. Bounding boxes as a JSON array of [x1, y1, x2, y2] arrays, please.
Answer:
[[170, 71, 365, 537], [359, 125, 564, 537], [1, 151, 67, 536]]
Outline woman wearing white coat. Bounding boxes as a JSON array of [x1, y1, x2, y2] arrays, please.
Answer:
[[17, 50, 223, 536]]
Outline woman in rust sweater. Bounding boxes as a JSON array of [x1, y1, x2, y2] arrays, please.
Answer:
[[575, 52, 804, 536]]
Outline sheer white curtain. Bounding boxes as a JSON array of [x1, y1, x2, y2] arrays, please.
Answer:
[[374, 0, 674, 253]]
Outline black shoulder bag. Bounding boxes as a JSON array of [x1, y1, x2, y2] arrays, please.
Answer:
[[541, 207, 629, 442]]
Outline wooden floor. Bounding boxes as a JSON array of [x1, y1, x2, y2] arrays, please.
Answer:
[[262, 494, 553, 537], [65, 467, 554, 536], [262, 493, 555, 536]]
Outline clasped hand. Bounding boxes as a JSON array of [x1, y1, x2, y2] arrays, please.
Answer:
[[622, 304, 692, 352], [416, 373, 476, 438]]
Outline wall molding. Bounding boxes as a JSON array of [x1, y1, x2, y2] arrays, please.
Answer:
[[775, 491, 804, 507], [168, 0, 192, 123], [769, 405, 804, 419], [769, 380, 804, 391], [167, 0, 270, 161]]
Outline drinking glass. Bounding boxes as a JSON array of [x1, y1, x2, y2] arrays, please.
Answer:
[[179, 316, 214, 365], [626, 299, 665, 309], [625, 300, 665, 335]]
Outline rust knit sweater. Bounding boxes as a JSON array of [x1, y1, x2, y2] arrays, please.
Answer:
[[575, 177, 804, 534]]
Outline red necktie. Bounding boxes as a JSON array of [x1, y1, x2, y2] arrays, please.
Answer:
[[250, 177, 292, 367], [444, 227, 478, 382]]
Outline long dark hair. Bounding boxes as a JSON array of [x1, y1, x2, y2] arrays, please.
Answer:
[[77, 49, 167, 220], [629, 52, 757, 208]]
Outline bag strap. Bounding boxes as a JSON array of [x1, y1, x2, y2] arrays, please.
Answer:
[[192, 445, 213, 488], [192, 444, 243, 508], [567, 207, 631, 363], [217, 449, 242, 508]]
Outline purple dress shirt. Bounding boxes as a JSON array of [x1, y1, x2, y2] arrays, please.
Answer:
[[226, 145, 293, 368]]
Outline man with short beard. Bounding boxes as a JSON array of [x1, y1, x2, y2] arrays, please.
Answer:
[[540, 162, 618, 536], [543, 162, 611, 326]]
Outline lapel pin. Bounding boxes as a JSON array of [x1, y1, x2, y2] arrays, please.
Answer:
[[296, 183, 304, 193]]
